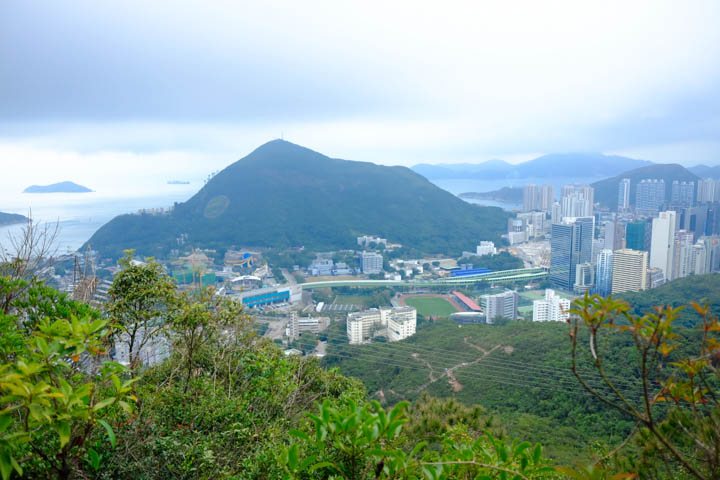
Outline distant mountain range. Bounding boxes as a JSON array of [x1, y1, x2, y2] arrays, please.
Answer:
[[86, 140, 510, 259], [591, 163, 699, 210], [23, 181, 93, 193], [412, 153, 653, 180], [689, 165, 720, 179], [0, 212, 29, 226]]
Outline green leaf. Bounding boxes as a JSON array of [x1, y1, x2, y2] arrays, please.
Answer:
[[56, 421, 71, 448], [0, 416, 11, 434], [88, 448, 101, 470], [93, 397, 116, 411], [289, 429, 310, 441], [532, 443, 542, 464], [309, 461, 338, 473], [98, 419, 116, 448], [0, 452, 13, 480]]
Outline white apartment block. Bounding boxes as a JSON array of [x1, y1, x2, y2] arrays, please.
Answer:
[[476, 241, 497, 256], [361, 251, 384, 274], [532, 289, 571, 322], [347, 306, 417, 344], [357, 235, 388, 247]]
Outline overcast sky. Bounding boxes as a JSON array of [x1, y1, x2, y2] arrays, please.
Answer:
[[1, 0, 720, 192]]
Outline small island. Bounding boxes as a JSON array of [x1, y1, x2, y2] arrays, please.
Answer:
[[0, 212, 29, 226], [167, 180, 190, 185], [23, 181, 93, 193]]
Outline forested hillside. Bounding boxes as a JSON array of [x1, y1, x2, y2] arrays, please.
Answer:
[[87, 140, 510, 259]]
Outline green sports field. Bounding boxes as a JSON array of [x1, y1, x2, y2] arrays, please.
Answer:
[[404, 296, 459, 317]]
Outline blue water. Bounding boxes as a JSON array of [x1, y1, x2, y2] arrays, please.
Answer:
[[0, 187, 196, 254]]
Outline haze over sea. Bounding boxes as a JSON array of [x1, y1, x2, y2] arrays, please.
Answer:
[[0, 173, 601, 254], [0, 183, 196, 255]]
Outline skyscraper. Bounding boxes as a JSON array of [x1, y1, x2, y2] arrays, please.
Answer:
[[523, 184, 538, 212], [617, 178, 630, 212], [625, 220, 650, 252], [560, 185, 594, 218], [650, 211, 677, 281], [673, 230, 695, 279], [671, 181, 695, 208], [523, 184, 555, 211], [697, 178, 718, 203], [595, 249, 614, 296], [549, 216, 594, 291], [611, 249, 647, 294], [540, 184, 555, 211], [636, 179, 665, 216]]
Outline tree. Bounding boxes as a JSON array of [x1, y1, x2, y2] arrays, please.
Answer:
[[0, 283, 136, 480], [281, 399, 554, 479], [105, 251, 177, 372], [169, 288, 249, 390], [0, 218, 59, 315], [569, 294, 720, 479]]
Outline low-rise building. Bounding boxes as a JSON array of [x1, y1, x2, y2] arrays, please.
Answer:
[[347, 306, 417, 344], [238, 285, 302, 308], [476, 241, 497, 256]]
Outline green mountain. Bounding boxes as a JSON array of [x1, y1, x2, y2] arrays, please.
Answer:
[[23, 181, 93, 193], [87, 140, 510, 258], [413, 153, 651, 180], [0, 212, 28, 226], [591, 163, 699, 210]]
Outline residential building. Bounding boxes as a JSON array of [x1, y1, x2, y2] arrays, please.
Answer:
[[646, 267, 666, 289], [618, 178, 631, 212], [561, 185, 594, 218], [482, 290, 518, 324], [387, 307, 417, 342], [671, 181, 695, 208], [357, 235, 387, 247], [603, 220, 625, 251], [361, 251, 384, 274], [287, 312, 330, 340], [699, 236, 720, 273], [574, 262, 595, 294], [532, 289, 571, 322], [551, 202, 562, 224], [346, 307, 416, 344], [595, 249, 614, 296], [549, 216, 594, 290], [636, 179, 665, 216], [697, 179, 720, 203], [673, 230, 695, 279], [476, 241, 497, 256], [523, 184, 555, 211], [523, 184, 539, 212], [650, 211, 677, 281], [611, 249, 648, 294]]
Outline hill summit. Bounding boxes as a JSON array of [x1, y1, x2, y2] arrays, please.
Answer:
[[87, 140, 509, 258]]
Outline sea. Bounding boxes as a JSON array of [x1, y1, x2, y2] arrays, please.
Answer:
[[0, 176, 602, 255], [0, 185, 196, 255]]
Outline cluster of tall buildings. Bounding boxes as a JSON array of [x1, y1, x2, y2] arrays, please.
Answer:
[[523, 184, 555, 212], [697, 178, 720, 203], [628, 178, 698, 216], [532, 289, 571, 322]]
